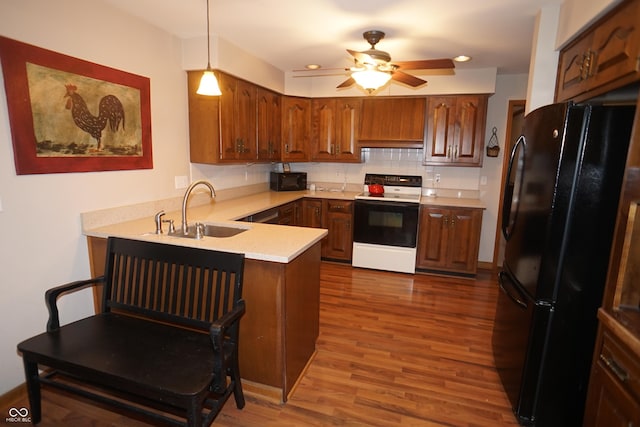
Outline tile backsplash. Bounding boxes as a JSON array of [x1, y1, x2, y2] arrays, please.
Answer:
[[192, 148, 483, 194]]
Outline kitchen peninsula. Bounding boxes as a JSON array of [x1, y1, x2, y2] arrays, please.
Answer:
[[81, 188, 334, 403]]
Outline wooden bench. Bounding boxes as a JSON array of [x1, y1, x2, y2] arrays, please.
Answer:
[[17, 237, 246, 426]]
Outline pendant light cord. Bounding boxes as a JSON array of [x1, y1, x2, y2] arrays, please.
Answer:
[[206, 0, 211, 70]]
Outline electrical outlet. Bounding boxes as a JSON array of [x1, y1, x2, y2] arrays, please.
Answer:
[[435, 174, 441, 183]]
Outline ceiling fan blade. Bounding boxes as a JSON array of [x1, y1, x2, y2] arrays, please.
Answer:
[[347, 49, 376, 66], [391, 71, 427, 87], [336, 77, 355, 88], [393, 58, 455, 70]]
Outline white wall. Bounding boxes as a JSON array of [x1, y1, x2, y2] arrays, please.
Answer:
[[0, 0, 195, 394]]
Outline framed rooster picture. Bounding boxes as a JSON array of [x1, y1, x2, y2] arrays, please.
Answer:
[[0, 36, 152, 174]]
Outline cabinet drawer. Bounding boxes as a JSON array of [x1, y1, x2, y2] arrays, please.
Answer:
[[600, 332, 640, 402], [326, 200, 353, 213]]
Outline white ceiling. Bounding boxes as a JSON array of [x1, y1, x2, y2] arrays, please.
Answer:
[[101, 0, 563, 75]]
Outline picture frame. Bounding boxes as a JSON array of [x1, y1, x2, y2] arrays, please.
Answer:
[[0, 36, 153, 174]]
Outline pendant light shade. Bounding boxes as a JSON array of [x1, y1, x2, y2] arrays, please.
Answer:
[[196, 0, 221, 96], [197, 69, 221, 96]]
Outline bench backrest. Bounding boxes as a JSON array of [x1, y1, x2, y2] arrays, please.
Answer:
[[101, 237, 245, 331]]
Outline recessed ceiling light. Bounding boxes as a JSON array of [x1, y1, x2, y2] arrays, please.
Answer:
[[305, 64, 321, 70], [454, 55, 472, 63]]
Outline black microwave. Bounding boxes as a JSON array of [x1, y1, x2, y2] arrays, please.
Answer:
[[270, 172, 307, 191]]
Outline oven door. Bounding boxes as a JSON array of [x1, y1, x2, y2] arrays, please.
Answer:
[[353, 199, 419, 248]]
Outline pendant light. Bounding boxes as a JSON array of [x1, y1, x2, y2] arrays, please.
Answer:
[[196, 0, 221, 96]]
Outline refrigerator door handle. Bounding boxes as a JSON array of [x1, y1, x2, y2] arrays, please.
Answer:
[[501, 135, 526, 241], [498, 271, 528, 310]]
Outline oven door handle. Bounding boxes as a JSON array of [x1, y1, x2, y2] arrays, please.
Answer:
[[355, 199, 419, 209]]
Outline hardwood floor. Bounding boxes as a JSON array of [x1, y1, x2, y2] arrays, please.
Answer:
[[7, 262, 518, 426]]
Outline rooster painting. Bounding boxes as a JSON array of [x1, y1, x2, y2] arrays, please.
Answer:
[[64, 84, 125, 151]]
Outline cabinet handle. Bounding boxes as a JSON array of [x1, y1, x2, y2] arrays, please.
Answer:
[[330, 143, 335, 155], [443, 215, 449, 226], [600, 354, 629, 383], [336, 144, 341, 155], [450, 217, 456, 227], [454, 145, 458, 159], [285, 143, 289, 153]]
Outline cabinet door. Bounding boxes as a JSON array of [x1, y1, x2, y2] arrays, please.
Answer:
[[335, 98, 361, 162], [590, 0, 640, 94], [417, 206, 482, 274], [446, 208, 482, 273], [187, 70, 221, 163], [453, 96, 486, 166], [219, 74, 256, 161], [257, 88, 281, 161], [310, 98, 335, 161], [301, 199, 323, 228], [424, 95, 487, 166], [359, 97, 426, 147], [424, 97, 456, 164], [282, 96, 310, 162], [584, 362, 640, 427], [416, 207, 449, 270], [556, 33, 594, 102], [323, 200, 353, 260]]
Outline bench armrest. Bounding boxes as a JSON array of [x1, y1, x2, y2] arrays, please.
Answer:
[[45, 277, 105, 332], [209, 299, 246, 351]]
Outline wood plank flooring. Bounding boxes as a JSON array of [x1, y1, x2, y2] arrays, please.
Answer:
[[6, 262, 518, 426]]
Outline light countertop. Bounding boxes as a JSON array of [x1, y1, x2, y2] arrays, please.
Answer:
[[82, 189, 484, 263]]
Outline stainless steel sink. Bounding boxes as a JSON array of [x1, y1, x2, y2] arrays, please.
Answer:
[[169, 223, 248, 239]]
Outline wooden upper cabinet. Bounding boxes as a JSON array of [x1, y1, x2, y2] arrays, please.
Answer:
[[359, 97, 426, 148], [257, 87, 281, 161], [424, 95, 487, 167], [282, 96, 311, 162], [187, 70, 221, 164], [311, 98, 361, 162], [556, 0, 640, 102], [219, 73, 257, 161]]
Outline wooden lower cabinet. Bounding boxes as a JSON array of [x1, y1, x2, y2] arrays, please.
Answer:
[[322, 200, 353, 261], [86, 236, 320, 403], [301, 198, 353, 262], [416, 206, 482, 274], [584, 320, 640, 427], [278, 201, 300, 225]]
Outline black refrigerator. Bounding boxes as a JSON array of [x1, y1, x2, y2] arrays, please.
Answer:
[[492, 102, 636, 426]]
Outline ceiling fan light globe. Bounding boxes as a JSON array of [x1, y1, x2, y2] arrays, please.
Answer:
[[197, 70, 222, 96], [351, 69, 391, 91]]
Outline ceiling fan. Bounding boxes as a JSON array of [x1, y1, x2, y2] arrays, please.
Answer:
[[338, 30, 455, 92]]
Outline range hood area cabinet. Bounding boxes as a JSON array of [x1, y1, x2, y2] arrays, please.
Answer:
[[423, 95, 488, 167], [358, 97, 426, 148]]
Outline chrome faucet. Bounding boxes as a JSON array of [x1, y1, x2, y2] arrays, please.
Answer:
[[181, 180, 216, 235]]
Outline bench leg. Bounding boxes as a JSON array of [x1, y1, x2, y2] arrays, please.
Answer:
[[230, 359, 245, 409], [22, 359, 41, 424], [186, 398, 202, 427]]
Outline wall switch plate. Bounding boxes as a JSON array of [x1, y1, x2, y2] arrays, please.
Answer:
[[480, 176, 487, 185], [175, 175, 189, 189], [435, 174, 441, 183], [0, 196, 3, 212]]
